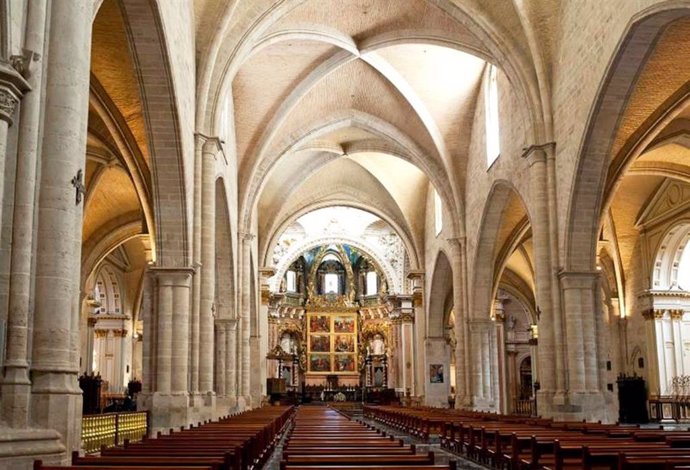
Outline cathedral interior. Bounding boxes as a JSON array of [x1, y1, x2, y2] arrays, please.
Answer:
[[1, 0, 690, 468]]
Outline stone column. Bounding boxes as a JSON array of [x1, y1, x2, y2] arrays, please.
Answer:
[[0, 62, 30, 234], [671, 310, 684, 376], [225, 319, 238, 399], [642, 309, 661, 396], [214, 320, 227, 396], [140, 269, 154, 396], [170, 270, 192, 394], [239, 232, 254, 402], [506, 350, 519, 413], [154, 271, 173, 394], [0, 20, 34, 428], [148, 267, 193, 432], [493, 301, 507, 413], [85, 317, 97, 374], [199, 137, 219, 395], [30, 0, 92, 452], [522, 146, 563, 401], [448, 238, 468, 406], [559, 271, 609, 420], [190, 134, 203, 395]]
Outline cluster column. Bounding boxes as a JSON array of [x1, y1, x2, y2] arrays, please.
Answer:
[[559, 271, 611, 420], [1, 50, 35, 426], [146, 267, 194, 432], [449, 237, 470, 406], [523, 146, 564, 407], [30, 0, 92, 452]]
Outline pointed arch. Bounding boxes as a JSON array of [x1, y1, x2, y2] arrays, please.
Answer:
[[565, 3, 690, 272], [428, 250, 454, 338], [471, 181, 531, 321]]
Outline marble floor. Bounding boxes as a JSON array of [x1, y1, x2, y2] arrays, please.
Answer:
[[263, 408, 486, 470]]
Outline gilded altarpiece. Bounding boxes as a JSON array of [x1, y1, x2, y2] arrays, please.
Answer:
[[307, 311, 358, 374]]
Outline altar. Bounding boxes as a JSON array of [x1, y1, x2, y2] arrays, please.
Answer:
[[265, 244, 396, 396]]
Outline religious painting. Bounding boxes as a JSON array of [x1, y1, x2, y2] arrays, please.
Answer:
[[310, 334, 330, 352], [334, 334, 355, 352], [309, 314, 330, 333], [334, 315, 355, 333], [334, 354, 356, 372], [309, 354, 331, 372], [430, 364, 444, 383]]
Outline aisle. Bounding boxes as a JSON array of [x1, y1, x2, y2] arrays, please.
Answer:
[[264, 406, 486, 470], [358, 413, 486, 470]]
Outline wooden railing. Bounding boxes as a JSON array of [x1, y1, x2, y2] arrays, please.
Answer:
[[513, 398, 536, 416], [81, 411, 148, 454]]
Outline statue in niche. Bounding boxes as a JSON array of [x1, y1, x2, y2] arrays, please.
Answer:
[[506, 314, 516, 331], [280, 332, 296, 354], [370, 333, 386, 356]]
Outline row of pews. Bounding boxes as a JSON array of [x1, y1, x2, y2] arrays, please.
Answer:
[[366, 405, 690, 469], [35, 406, 293, 470], [280, 406, 456, 470]]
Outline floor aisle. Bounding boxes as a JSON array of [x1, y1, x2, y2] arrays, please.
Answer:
[[263, 405, 486, 470]]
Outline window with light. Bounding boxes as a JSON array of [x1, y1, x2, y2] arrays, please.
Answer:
[[485, 64, 500, 166], [434, 190, 443, 236], [286, 270, 296, 292], [366, 271, 378, 296]]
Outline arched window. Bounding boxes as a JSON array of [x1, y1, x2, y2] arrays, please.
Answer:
[[286, 270, 297, 292], [434, 190, 443, 236], [677, 241, 690, 290], [366, 271, 378, 296], [323, 273, 339, 294], [485, 64, 500, 166]]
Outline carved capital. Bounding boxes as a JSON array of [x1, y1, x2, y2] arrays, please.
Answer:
[[671, 309, 685, 320], [641, 309, 655, 320], [521, 142, 555, 165], [0, 60, 30, 125], [239, 232, 255, 242]]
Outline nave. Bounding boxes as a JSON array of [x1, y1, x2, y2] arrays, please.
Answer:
[[33, 403, 690, 470]]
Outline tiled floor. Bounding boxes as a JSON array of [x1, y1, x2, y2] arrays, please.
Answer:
[[263, 410, 486, 470]]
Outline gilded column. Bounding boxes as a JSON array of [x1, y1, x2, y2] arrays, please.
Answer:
[[30, 0, 92, 452]]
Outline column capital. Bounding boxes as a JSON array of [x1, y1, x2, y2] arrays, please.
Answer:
[[239, 231, 255, 242], [521, 142, 555, 166], [558, 270, 600, 289], [195, 133, 223, 153], [149, 266, 195, 286], [0, 60, 30, 125], [215, 318, 237, 327]]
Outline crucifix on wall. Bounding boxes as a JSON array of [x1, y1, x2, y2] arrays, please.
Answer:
[[71, 169, 86, 205]]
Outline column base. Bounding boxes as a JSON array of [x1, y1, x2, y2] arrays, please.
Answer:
[[31, 372, 82, 453], [537, 390, 617, 422], [2, 366, 32, 427], [0, 427, 66, 470], [141, 392, 192, 434]]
